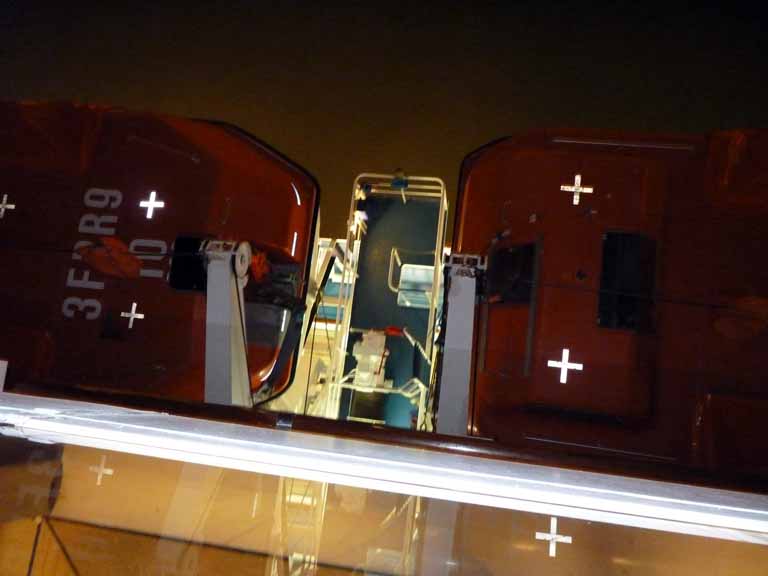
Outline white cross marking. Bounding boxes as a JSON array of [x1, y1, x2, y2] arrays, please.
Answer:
[[139, 190, 165, 219], [89, 455, 115, 486], [547, 348, 583, 383], [0, 194, 16, 218], [560, 174, 594, 205], [120, 302, 145, 329], [535, 516, 572, 558]]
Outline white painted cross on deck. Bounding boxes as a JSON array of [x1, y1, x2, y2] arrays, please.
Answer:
[[560, 174, 593, 205], [0, 194, 16, 218], [547, 348, 583, 384], [89, 455, 114, 486], [121, 302, 145, 329], [139, 190, 165, 219], [535, 516, 572, 558]]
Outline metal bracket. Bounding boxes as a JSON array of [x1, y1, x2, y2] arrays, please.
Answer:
[[443, 253, 486, 277]]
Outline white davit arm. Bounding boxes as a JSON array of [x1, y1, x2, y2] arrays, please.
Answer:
[[436, 253, 485, 435], [203, 241, 254, 409]]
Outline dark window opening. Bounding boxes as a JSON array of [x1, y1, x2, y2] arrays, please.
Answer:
[[598, 232, 656, 331], [168, 236, 206, 291], [349, 392, 387, 422], [486, 242, 537, 304]]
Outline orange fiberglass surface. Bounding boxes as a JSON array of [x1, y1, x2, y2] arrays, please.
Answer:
[[0, 101, 318, 404], [455, 128, 768, 480]]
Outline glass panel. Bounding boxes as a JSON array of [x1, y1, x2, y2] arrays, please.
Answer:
[[1, 435, 766, 575]]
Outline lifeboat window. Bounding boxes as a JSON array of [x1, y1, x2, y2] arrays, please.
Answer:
[[598, 232, 656, 331], [168, 236, 207, 291], [486, 242, 536, 304]]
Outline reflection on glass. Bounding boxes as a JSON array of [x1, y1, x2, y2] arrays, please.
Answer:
[[1, 436, 767, 575]]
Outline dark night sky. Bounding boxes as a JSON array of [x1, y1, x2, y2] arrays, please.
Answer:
[[2, 2, 767, 238]]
